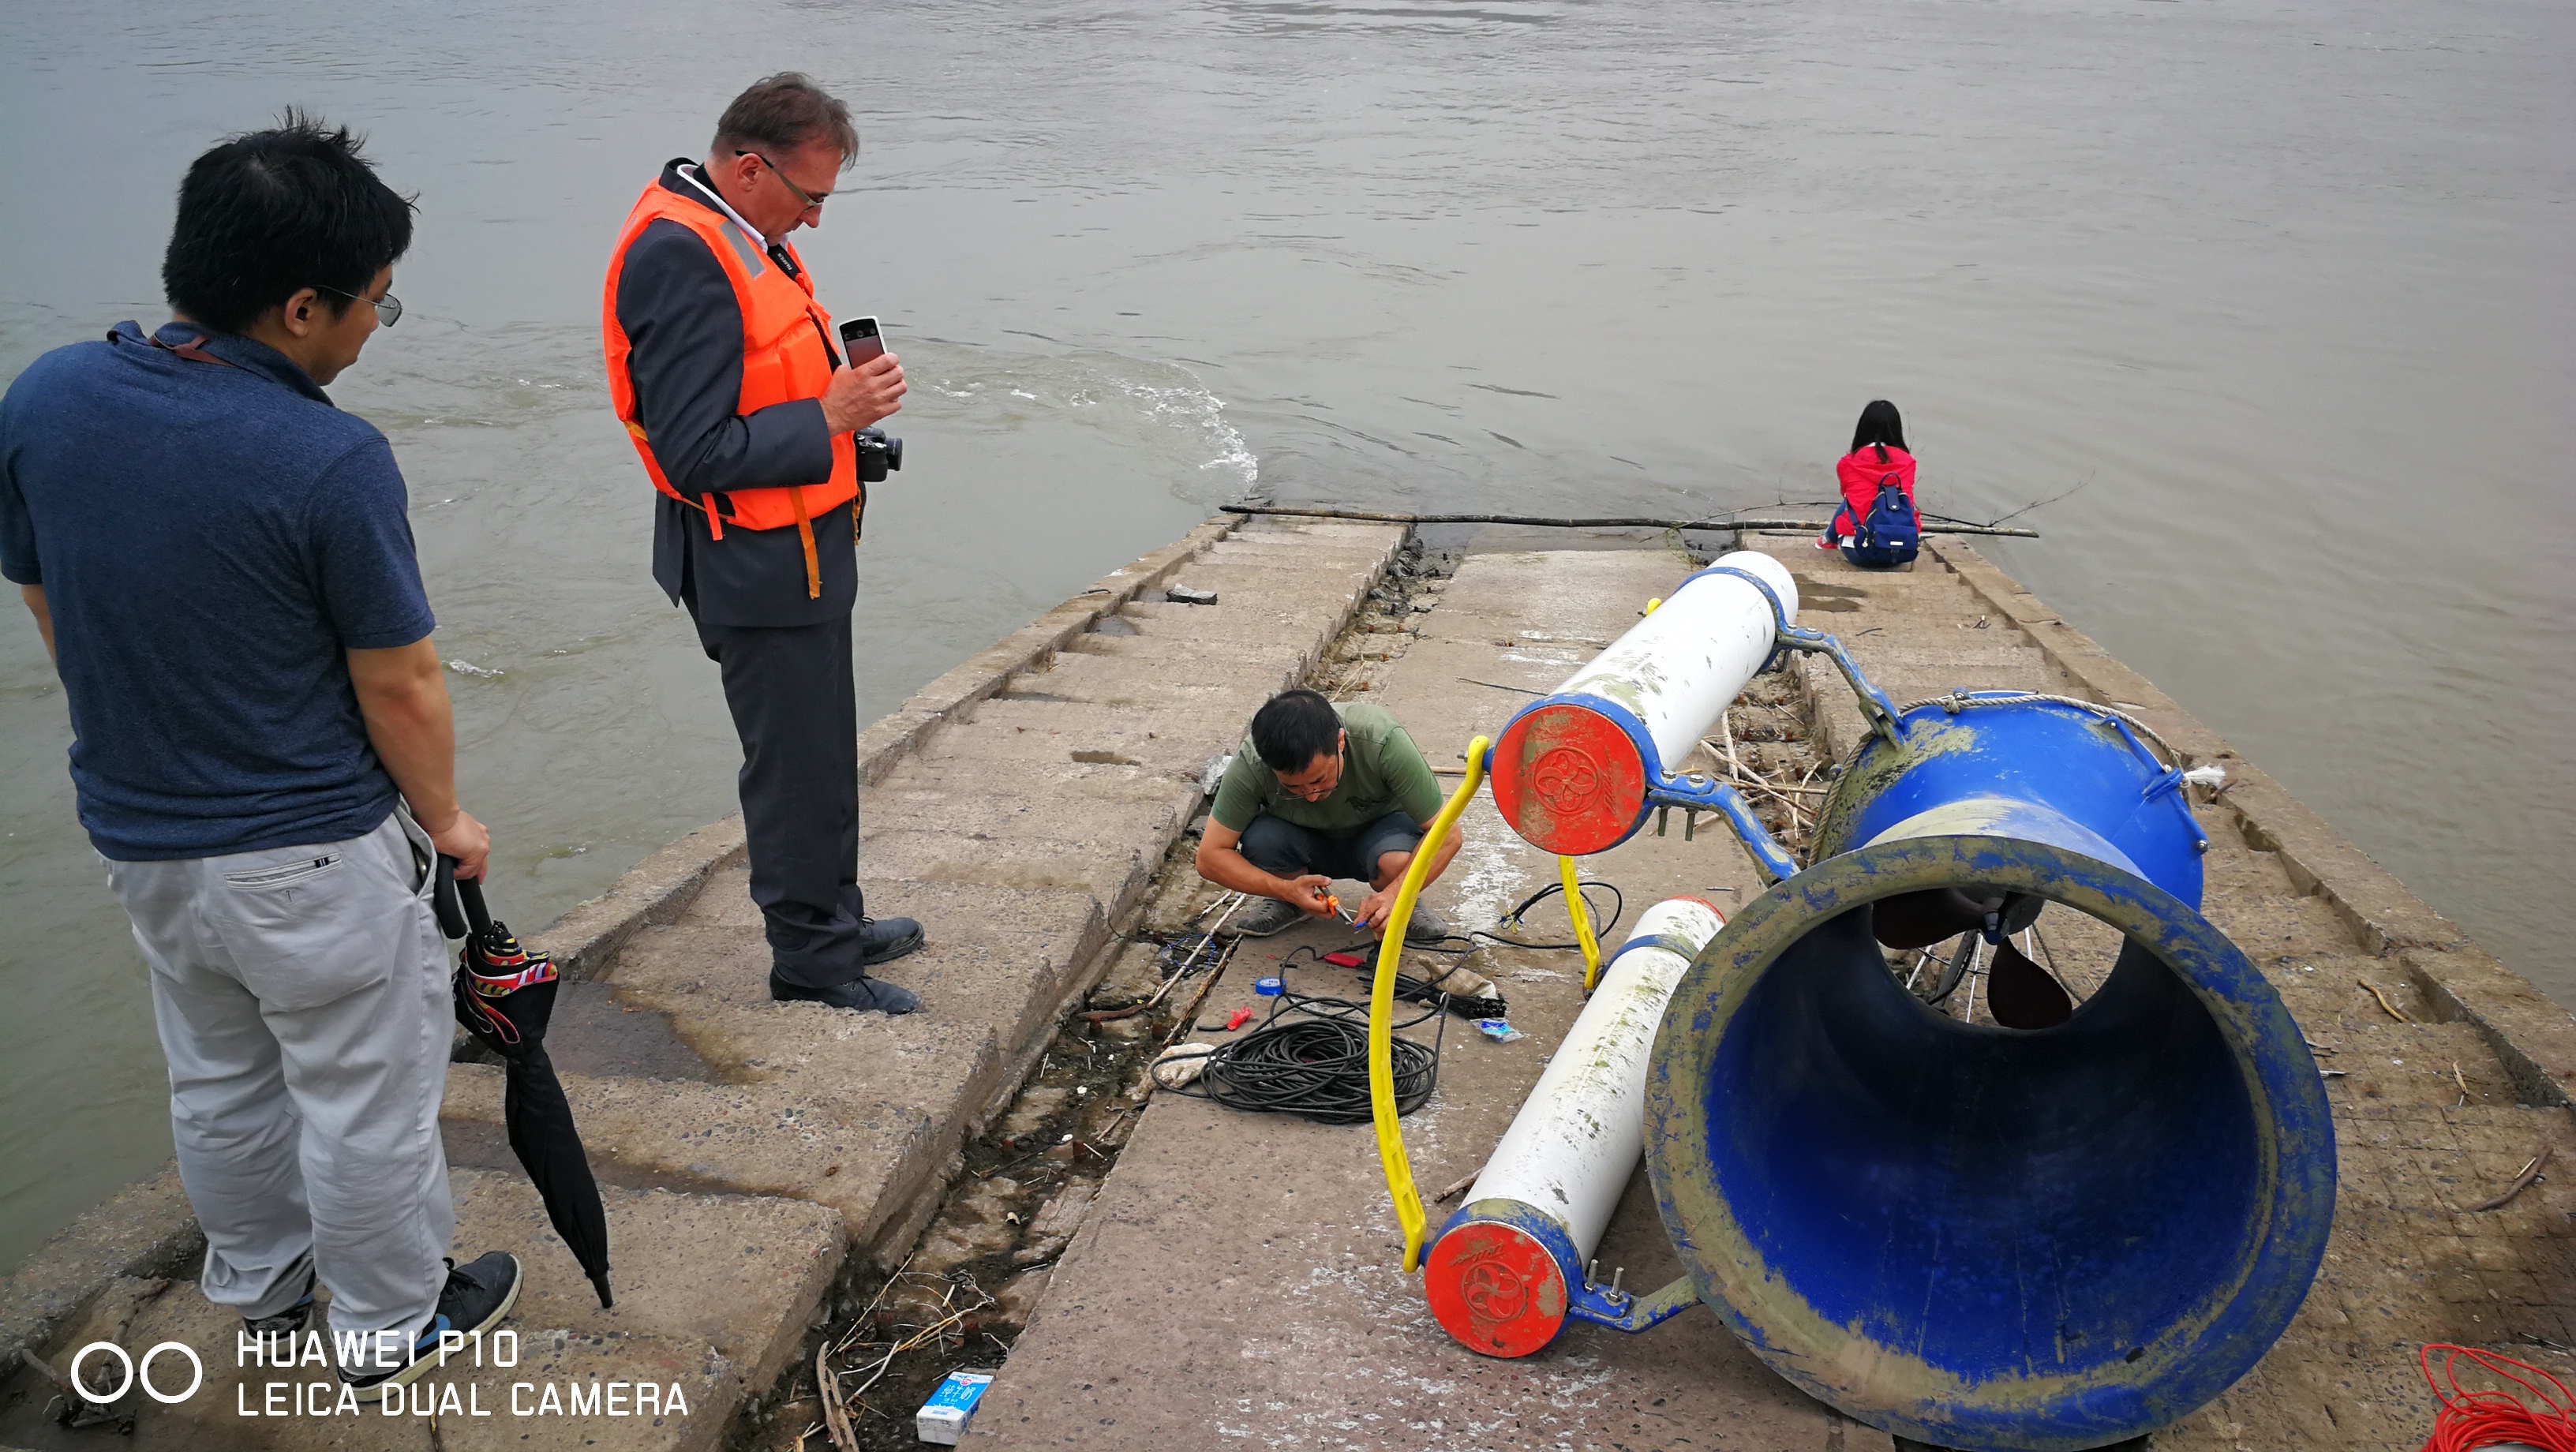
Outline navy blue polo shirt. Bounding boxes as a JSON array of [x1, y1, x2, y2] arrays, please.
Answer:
[[0, 321, 435, 860]]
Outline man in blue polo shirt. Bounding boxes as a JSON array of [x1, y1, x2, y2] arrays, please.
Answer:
[[0, 114, 518, 1400]]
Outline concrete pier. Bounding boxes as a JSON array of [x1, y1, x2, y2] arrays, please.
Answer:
[[975, 533, 2575, 1451], [2, 522, 2567, 1450], [0, 514, 1404, 1450]]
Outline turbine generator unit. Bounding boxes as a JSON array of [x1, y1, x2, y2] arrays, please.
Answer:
[[1365, 551, 2333, 1452]]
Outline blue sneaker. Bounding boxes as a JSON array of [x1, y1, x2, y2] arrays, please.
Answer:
[[339, 1252, 521, 1401]]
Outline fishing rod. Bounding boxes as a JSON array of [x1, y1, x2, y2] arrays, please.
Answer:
[[1216, 504, 2040, 539]]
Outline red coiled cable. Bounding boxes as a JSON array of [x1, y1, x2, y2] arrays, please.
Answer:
[[2419, 1344, 2576, 1452]]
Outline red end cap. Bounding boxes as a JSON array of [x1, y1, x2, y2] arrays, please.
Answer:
[[1423, 1219, 1569, 1358], [1492, 702, 1649, 855]]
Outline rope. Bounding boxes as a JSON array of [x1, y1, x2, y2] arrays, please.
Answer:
[[2417, 1344, 2576, 1451], [1896, 690, 2184, 768]]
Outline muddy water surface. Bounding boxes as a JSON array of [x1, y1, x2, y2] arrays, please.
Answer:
[[2, 0, 2568, 1268]]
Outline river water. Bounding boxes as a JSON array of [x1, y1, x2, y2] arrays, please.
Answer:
[[2, 0, 2567, 1270]]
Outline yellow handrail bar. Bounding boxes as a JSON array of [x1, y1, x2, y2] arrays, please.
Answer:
[[1562, 853, 1604, 990], [1369, 734, 1488, 1272]]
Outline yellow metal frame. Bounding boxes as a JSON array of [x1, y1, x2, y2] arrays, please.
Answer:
[[1561, 853, 1604, 990], [1365, 732, 1607, 1270], [1368, 735, 1486, 1271]]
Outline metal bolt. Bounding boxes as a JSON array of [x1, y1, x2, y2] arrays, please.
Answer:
[[1609, 1267, 1626, 1300], [1585, 1259, 1598, 1289]]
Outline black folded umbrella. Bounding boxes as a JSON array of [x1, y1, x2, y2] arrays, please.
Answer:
[[436, 861, 614, 1309]]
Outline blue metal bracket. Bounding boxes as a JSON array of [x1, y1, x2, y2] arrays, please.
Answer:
[[1650, 775, 1799, 885], [1774, 624, 1908, 750], [1567, 1272, 1700, 1334], [1702, 565, 1908, 751]]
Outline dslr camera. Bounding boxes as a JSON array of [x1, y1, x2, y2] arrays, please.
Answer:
[[853, 427, 903, 485]]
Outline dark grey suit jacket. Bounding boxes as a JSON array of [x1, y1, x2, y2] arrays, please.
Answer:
[[614, 159, 856, 628]]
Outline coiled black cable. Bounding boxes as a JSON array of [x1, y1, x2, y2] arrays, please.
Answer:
[[1174, 992, 1443, 1125]]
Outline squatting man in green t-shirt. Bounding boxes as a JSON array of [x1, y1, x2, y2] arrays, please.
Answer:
[[1194, 688, 1462, 941]]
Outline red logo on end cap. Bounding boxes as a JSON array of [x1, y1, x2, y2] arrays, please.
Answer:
[[1459, 1257, 1530, 1323], [1532, 746, 1601, 815]]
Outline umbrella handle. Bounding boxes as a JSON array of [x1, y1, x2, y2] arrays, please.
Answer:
[[432, 857, 498, 942], [457, 874, 496, 941], [432, 856, 470, 941]]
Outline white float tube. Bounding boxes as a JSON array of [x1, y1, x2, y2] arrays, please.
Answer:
[[1421, 896, 1728, 1357], [1490, 551, 1799, 855]]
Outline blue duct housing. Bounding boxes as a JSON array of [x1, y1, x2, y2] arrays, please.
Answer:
[[1642, 697, 2335, 1451]]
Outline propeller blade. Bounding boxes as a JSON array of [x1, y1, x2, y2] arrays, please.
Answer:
[[1873, 889, 1999, 950], [1986, 938, 2074, 1030]]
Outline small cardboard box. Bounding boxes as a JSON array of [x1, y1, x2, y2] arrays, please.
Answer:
[[915, 1368, 997, 1446]]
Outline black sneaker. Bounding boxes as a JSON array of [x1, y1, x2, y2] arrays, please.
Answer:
[[860, 915, 924, 967], [242, 1272, 316, 1342], [772, 968, 920, 1015], [340, 1252, 522, 1402]]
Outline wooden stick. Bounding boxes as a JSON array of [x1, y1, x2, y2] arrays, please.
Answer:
[[2360, 979, 2413, 1024], [1705, 729, 1816, 825], [817, 1343, 854, 1451], [14, 1348, 72, 1394], [2470, 1144, 2552, 1212], [1432, 1167, 1484, 1204]]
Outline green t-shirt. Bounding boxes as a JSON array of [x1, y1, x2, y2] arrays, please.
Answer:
[[1209, 702, 1446, 835]]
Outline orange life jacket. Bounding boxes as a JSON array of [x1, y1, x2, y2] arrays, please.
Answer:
[[602, 177, 859, 598]]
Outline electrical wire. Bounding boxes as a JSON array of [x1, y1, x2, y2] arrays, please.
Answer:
[[1277, 945, 1507, 1020], [2417, 1344, 2576, 1451], [1408, 879, 1625, 955], [1168, 990, 1444, 1125]]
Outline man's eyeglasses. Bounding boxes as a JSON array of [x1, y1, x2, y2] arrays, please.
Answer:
[[317, 284, 402, 327], [737, 149, 830, 213]]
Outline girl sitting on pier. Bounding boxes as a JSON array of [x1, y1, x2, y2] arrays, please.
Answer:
[[1818, 399, 1921, 568]]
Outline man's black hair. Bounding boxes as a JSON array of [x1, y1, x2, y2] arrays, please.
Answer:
[[1250, 689, 1342, 773], [1851, 399, 1907, 456], [163, 110, 416, 336]]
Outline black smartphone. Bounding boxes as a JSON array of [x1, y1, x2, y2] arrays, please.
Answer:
[[837, 316, 883, 366]]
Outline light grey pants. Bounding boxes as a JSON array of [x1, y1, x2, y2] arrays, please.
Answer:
[[104, 809, 454, 1342]]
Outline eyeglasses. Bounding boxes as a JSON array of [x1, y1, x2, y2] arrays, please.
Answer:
[[317, 284, 402, 327], [737, 149, 830, 213]]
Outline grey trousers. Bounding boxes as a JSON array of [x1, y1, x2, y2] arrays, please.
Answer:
[[104, 809, 453, 1342]]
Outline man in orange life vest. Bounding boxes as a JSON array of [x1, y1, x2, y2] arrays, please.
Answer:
[[603, 73, 924, 1012]]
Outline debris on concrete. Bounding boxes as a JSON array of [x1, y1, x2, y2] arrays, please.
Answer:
[[1151, 1044, 1215, 1088], [914, 1366, 996, 1445]]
